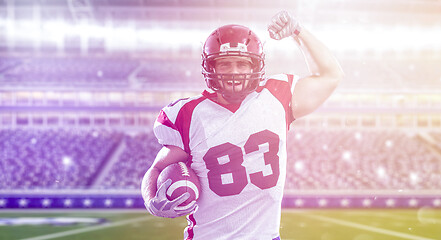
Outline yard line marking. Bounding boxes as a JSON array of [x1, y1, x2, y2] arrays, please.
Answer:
[[346, 211, 441, 225], [20, 215, 154, 240], [382, 212, 441, 224], [300, 213, 436, 240]]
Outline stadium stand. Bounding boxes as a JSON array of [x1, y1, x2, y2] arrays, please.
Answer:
[[1, 128, 440, 192], [0, 57, 140, 88], [285, 129, 441, 191], [136, 59, 200, 85], [338, 58, 441, 90], [2, 56, 440, 91], [99, 132, 161, 189], [0, 129, 123, 189]]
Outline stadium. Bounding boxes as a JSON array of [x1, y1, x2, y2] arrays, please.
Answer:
[[1, 0, 441, 239]]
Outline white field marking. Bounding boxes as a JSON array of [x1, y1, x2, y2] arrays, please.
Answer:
[[299, 213, 436, 240], [20, 215, 153, 240], [340, 211, 441, 225]]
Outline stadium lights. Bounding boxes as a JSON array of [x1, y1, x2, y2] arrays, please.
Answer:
[[63, 199, 73, 207], [409, 173, 420, 185], [385, 199, 396, 207], [41, 199, 52, 207], [18, 199, 29, 207], [313, 25, 441, 52], [83, 199, 93, 207], [62, 156, 73, 168], [3, 195, 441, 209], [376, 167, 387, 178], [354, 132, 362, 140], [294, 161, 305, 172], [136, 28, 207, 48], [342, 151, 352, 161], [125, 25, 441, 52], [4, 17, 440, 52], [362, 199, 372, 207], [385, 140, 393, 148]]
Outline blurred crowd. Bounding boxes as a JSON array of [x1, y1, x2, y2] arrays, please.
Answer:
[[1, 129, 440, 191]]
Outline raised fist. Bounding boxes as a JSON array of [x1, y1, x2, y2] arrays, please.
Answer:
[[268, 11, 301, 40]]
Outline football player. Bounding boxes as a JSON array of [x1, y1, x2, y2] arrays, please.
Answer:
[[142, 10, 344, 240]]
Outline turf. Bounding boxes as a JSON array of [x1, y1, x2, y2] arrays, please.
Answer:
[[0, 209, 440, 240]]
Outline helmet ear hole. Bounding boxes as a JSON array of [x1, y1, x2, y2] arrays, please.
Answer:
[[206, 78, 221, 91], [202, 57, 216, 73]]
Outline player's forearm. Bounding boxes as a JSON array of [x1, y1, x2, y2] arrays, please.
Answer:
[[141, 145, 190, 202], [141, 167, 160, 202], [294, 28, 344, 80]]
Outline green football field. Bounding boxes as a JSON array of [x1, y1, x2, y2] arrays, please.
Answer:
[[1, 208, 440, 240]]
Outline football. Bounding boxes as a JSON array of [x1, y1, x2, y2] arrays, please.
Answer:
[[157, 162, 201, 209]]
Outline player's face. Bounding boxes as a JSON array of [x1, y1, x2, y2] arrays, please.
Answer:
[[214, 56, 253, 93]]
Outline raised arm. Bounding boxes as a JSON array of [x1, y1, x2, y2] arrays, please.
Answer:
[[268, 11, 344, 119]]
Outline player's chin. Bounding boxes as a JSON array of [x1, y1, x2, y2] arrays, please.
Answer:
[[221, 81, 248, 92]]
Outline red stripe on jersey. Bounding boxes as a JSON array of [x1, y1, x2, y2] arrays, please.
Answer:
[[286, 74, 295, 128], [185, 213, 197, 240], [156, 110, 178, 131], [175, 96, 206, 155], [257, 76, 295, 129]]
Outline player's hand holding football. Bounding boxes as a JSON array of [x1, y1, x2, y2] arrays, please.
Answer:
[[145, 179, 197, 218], [268, 10, 301, 40]]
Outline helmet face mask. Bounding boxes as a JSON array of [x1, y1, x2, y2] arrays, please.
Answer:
[[205, 72, 261, 103], [202, 25, 265, 103]]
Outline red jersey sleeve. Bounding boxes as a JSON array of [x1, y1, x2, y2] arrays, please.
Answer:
[[257, 73, 300, 125]]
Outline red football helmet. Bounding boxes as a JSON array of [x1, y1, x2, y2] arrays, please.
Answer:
[[202, 24, 265, 103]]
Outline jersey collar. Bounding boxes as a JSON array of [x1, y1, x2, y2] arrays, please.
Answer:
[[202, 90, 242, 113]]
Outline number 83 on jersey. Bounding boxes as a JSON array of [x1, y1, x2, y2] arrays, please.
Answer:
[[202, 129, 281, 197]]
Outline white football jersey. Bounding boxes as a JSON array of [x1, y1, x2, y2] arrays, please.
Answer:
[[154, 74, 299, 240]]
